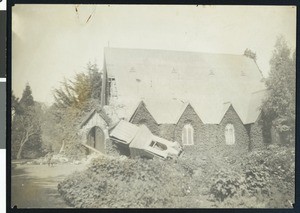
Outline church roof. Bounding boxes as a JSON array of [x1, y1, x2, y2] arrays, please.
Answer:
[[245, 89, 267, 124], [79, 107, 111, 128], [104, 47, 266, 124]]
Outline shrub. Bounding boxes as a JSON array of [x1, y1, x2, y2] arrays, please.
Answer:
[[210, 170, 243, 201], [58, 156, 190, 208], [209, 144, 295, 207]]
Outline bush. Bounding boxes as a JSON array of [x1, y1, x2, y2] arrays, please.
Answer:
[[209, 144, 295, 207], [242, 145, 295, 207], [57, 144, 294, 208], [58, 156, 190, 208], [210, 170, 243, 201]]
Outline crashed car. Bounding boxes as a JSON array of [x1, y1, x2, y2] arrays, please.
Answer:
[[110, 120, 182, 159]]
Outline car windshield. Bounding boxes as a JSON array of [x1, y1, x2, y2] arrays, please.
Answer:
[[150, 141, 167, 151]]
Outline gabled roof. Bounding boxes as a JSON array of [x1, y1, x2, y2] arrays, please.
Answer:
[[104, 47, 266, 124], [129, 100, 157, 124], [220, 103, 245, 125], [142, 99, 188, 124], [79, 107, 111, 128]]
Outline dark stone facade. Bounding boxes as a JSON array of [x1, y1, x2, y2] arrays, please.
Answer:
[[214, 105, 250, 158], [130, 103, 265, 157], [130, 101, 160, 135], [174, 104, 205, 145], [159, 124, 176, 141], [248, 117, 266, 150]]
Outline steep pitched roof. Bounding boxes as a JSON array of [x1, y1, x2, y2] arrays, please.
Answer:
[[244, 89, 268, 124], [104, 47, 266, 124], [79, 107, 111, 128], [142, 99, 188, 124]]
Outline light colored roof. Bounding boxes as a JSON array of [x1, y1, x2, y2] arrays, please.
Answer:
[[244, 89, 267, 124], [109, 120, 139, 144], [79, 108, 110, 128], [143, 98, 188, 124], [105, 47, 266, 124]]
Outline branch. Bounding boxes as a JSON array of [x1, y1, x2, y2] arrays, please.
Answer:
[[20, 124, 38, 146]]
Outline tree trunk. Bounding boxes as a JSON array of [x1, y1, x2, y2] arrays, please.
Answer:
[[16, 143, 25, 160], [16, 130, 32, 160], [59, 140, 65, 154]]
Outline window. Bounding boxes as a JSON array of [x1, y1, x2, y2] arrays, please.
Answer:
[[182, 124, 194, 145], [150, 141, 167, 151], [225, 123, 235, 145]]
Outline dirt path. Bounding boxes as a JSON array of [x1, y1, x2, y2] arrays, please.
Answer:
[[11, 162, 88, 208]]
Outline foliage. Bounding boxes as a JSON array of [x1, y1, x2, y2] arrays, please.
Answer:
[[11, 84, 44, 159], [57, 143, 294, 208], [261, 36, 296, 145], [210, 170, 243, 201], [40, 103, 89, 159], [244, 48, 257, 61], [43, 61, 104, 158], [209, 144, 294, 207], [243, 145, 295, 202], [11, 91, 23, 116], [53, 62, 102, 110], [58, 156, 190, 208]]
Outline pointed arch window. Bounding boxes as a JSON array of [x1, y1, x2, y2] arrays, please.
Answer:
[[225, 123, 235, 145], [182, 124, 194, 145]]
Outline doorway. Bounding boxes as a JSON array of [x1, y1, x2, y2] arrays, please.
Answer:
[[87, 126, 105, 153]]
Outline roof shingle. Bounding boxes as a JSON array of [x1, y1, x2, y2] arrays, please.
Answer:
[[105, 47, 266, 124]]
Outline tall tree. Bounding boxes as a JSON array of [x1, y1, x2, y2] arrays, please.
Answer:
[[261, 36, 295, 145], [53, 62, 102, 110], [12, 84, 43, 159], [88, 62, 102, 100], [19, 83, 35, 107], [11, 91, 22, 118]]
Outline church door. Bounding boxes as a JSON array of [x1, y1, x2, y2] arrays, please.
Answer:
[[87, 126, 105, 153]]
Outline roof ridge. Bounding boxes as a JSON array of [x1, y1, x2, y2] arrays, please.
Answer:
[[104, 47, 245, 57]]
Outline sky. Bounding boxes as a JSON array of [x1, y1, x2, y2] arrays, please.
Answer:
[[12, 5, 296, 105]]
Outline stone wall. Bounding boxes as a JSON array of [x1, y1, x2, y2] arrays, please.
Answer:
[[181, 106, 250, 161], [79, 111, 109, 154], [249, 117, 266, 150], [174, 104, 205, 145], [105, 139, 122, 156], [129, 103, 255, 160], [159, 124, 176, 141], [130, 102, 160, 135], [216, 105, 250, 157]]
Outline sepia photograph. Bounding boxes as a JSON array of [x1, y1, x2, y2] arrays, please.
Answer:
[[11, 4, 296, 208]]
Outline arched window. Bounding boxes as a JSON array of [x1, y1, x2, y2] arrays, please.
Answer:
[[182, 124, 194, 145], [225, 124, 235, 145]]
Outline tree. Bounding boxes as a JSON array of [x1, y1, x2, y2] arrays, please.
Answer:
[[53, 62, 102, 110], [12, 84, 43, 159], [88, 62, 102, 100], [244, 48, 257, 61], [19, 83, 35, 107], [46, 62, 103, 158], [11, 91, 22, 118], [13, 109, 42, 159], [261, 36, 295, 145]]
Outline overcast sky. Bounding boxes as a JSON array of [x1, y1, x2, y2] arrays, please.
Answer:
[[12, 5, 296, 105]]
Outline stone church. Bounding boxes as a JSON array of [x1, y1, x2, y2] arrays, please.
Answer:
[[81, 47, 267, 156]]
